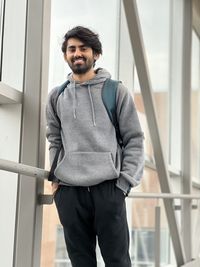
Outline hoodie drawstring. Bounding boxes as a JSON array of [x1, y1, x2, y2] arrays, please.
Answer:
[[72, 82, 96, 126], [72, 82, 77, 119], [87, 85, 96, 126]]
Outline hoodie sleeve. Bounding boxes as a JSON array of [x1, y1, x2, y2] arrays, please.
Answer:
[[46, 87, 62, 181], [116, 83, 144, 195]]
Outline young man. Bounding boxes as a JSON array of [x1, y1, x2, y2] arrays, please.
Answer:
[[46, 26, 144, 267]]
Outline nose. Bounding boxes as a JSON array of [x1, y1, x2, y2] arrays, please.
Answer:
[[74, 48, 82, 58]]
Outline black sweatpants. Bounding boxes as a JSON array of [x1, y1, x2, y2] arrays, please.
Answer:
[[54, 179, 131, 267]]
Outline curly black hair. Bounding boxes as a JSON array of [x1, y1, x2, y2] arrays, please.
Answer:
[[61, 26, 102, 55]]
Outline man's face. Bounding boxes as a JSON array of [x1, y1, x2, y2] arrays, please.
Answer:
[[64, 38, 99, 74]]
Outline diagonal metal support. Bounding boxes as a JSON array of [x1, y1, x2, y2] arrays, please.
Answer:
[[193, 0, 200, 38], [122, 0, 186, 266]]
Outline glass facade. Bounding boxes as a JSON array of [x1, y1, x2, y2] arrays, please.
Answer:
[[41, 0, 180, 266], [41, 0, 200, 266], [48, 0, 120, 89], [0, 0, 26, 266], [41, 1, 121, 266], [1, 0, 26, 90], [0, 0, 200, 266]]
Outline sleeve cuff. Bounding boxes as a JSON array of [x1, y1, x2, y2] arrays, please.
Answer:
[[116, 177, 132, 196]]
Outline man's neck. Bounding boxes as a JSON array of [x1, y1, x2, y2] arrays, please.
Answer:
[[72, 69, 96, 83]]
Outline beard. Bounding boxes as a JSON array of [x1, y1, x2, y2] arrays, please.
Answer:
[[67, 56, 95, 74]]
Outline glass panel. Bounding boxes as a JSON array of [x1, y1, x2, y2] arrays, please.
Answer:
[[119, 3, 153, 165], [41, 1, 120, 266], [191, 31, 200, 180], [136, 0, 170, 92], [0, 105, 22, 266], [127, 188, 175, 266], [120, 0, 184, 175], [48, 0, 120, 89], [1, 0, 26, 90], [191, 186, 200, 258], [120, 0, 171, 164], [40, 179, 60, 267], [135, 0, 170, 158], [168, 0, 183, 170], [119, 3, 134, 90], [128, 169, 161, 266], [0, 0, 25, 265]]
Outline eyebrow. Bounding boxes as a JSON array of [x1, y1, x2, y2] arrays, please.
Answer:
[[67, 44, 88, 49]]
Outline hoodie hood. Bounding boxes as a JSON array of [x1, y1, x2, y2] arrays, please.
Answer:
[[66, 68, 111, 126], [67, 68, 111, 85]]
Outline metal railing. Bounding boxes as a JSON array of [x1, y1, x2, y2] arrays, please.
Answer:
[[1, 158, 200, 201], [1, 157, 200, 267]]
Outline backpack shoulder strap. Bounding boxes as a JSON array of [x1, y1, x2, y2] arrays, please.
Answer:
[[52, 80, 70, 120], [102, 79, 119, 124], [102, 78, 123, 147], [48, 80, 69, 181], [58, 80, 70, 94]]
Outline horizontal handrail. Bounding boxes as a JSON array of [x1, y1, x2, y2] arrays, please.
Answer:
[[0, 158, 49, 179], [129, 192, 200, 199], [0, 158, 200, 200]]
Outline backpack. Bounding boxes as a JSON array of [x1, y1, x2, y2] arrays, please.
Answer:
[[48, 78, 122, 181]]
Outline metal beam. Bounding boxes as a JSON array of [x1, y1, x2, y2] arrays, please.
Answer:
[[122, 0, 186, 265], [192, 0, 200, 38], [33, 0, 51, 263], [181, 258, 200, 267], [155, 206, 161, 267], [0, 158, 48, 179], [0, 82, 22, 104], [0, 0, 5, 80], [2, 158, 200, 200], [13, 0, 48, 266], [181, 0, 192, 261]]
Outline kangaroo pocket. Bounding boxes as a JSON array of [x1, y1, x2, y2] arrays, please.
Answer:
[[54, 151, 119, 186]]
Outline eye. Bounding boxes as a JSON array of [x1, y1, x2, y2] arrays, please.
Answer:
[[67, 47, 76, 53], [80, 46, 88, 52]]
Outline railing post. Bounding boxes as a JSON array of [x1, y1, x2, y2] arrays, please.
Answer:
[[155, 205, 161, 267]]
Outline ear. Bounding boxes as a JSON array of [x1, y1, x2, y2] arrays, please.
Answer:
[[63, 53, 67, 62], [94, 53, 100, 61]]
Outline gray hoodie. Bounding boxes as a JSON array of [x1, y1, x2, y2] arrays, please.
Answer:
[[46, 68, 144, 194]]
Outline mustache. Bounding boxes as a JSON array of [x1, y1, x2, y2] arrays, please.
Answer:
[[72, 56, 86, 62]]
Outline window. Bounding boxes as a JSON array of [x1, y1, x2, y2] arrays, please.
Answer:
[[40, 1, 121, 266], [131, 229, 170, 266], [54, 225, 71, 267], [54, 225, 104, 267], [191, 31, 200, 181]]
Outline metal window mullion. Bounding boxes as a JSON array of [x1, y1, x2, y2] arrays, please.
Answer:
[[198, 41, 200, 180], [181, 0, 193, 262], [13, 0, 47, 266], [0, 0, 6, 80], [122, 0, 186, 266], [155, 206, 161, 267], [33, 0, 51, 265], [193, 0, 200, 39], [168, 0, 174, 167], [168, 0, 183, 169]]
